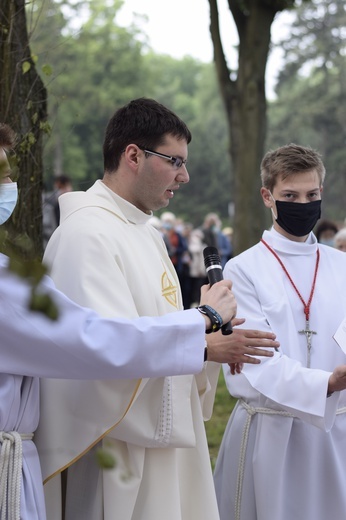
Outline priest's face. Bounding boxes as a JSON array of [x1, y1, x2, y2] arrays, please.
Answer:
[[134, 134, 189, 213], [260, 169, 323, 242]]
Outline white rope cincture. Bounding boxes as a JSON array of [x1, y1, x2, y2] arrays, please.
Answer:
[[0, 431, 33, 520], [235, 401, 294, 520], [234, 400, 346, 520]]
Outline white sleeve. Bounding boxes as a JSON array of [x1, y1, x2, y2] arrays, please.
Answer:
[[0, 268, 205, 379], [222, 259, 337, 431]]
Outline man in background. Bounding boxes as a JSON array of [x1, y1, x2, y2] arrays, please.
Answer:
[[42, 174, 73, 248]]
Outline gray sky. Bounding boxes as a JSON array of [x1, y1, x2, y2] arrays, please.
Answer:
[[118, 0, 294, 99]]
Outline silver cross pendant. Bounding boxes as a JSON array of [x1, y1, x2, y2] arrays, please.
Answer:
[[299, 320, 317, 368]]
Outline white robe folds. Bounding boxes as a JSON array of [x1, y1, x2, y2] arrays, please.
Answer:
[[214, 228, 346, 520], [0, 252, 207, 520], [37, 180, 220, 520]]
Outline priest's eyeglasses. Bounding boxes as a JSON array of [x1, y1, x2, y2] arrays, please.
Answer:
[[142, 148, 187, 170]]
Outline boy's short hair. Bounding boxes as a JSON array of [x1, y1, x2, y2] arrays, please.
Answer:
[[261, 143, 326, 191]]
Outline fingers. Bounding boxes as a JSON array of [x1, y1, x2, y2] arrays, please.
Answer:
[[242, 355, 262, 364], [206, 326, 279, 364], [215, 279, 232, 290], [199, 284, 209, 298], [248, 348, 275, 357], [231, 317, 245, 327], [233, 329, 280, 349], [241, 329, 277, 340], [229, 362, 243, 375]]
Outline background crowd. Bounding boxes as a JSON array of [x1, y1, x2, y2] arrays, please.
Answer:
[[147, 211, 233, 310], [315, 218, 346, 252], [144, 212, 346, 311]]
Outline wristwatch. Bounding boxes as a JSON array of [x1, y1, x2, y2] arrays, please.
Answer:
[[197, 305, 223, 334]]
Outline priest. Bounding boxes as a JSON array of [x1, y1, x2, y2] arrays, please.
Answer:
[[38, 99, 279, 520]]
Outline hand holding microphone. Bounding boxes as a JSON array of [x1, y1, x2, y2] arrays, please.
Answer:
[[203, 246, 234, 335]]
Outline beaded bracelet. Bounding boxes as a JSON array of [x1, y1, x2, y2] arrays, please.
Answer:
[[197, 305, 223, 334]]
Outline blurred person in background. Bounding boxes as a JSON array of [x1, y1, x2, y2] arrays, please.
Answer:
[[202, 212, 232, 268], [187, 227, 208, 307], [161, 211, 191, 308], [222, 226, 234, 261], [314, 218, 338, 247], [42, 174, 73, 248], [334, 227, 346, 252]]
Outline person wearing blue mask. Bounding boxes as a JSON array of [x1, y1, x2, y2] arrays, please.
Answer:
[[214, 143, 346, 520], [0, 127, 18, 225], [315, 218, 338, 247], [0, 181, 18, 223], [0, 122, 277, 520]]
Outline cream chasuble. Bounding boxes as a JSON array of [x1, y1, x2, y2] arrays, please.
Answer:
[[36, 180, 220, 520], [214, 228, 346, 520]]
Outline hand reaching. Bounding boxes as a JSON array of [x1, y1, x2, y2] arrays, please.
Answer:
[[328, 365, 346, 394], [206, 318, 279, 366]]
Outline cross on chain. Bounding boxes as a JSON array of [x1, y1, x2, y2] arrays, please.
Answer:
[[260, 239, 320, 369], [299, 320, 317, 368]]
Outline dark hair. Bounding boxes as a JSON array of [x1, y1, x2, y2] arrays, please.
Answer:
[[0, 123, 16, 150], [54, 174, 72, 187], [315, 219, 338, 241], [103, 98, 192, 173], [261, 143, 326, 191]]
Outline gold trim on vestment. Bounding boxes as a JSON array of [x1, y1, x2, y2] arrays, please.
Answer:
[[43, 378, 143, 484]]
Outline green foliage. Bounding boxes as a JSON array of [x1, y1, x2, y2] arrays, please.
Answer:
[[28, 0, 233, 224], [144, 57, 232, 226], [22, 61, 31, 74], [29, 0, 149, 187], [269, 0, 346, 222], [96, 446, 116, 470], [0, 228, 59, 320]]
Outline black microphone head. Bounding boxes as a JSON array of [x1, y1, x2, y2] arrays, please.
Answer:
[[203, 246, 221, 268]]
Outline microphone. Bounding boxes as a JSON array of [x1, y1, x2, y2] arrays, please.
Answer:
[[203, 246, 233, 335]]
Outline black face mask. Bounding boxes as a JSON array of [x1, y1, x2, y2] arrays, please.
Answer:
[[272, 199, 321, 237]]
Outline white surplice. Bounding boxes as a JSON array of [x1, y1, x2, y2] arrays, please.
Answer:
[[38, 180, 220, 520], [0, 251, 208, 520], [214, 228, 346, 520]]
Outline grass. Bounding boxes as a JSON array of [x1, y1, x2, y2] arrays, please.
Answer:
[[205, 370, 238, 469]]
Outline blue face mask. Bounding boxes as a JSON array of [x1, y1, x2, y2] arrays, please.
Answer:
[[319, 238, 335, 248], [0, 182, 18, 225]]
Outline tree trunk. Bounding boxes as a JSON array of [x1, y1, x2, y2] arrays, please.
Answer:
[[208, 0, 292, 253], [0, 0, 47, 259]]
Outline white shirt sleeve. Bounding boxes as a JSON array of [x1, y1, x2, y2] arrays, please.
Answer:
[[0, 267, 205, 379]]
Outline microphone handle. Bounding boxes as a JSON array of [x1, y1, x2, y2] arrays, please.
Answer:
[[221, 319, 233, 335], [205, 266, 233, 335]]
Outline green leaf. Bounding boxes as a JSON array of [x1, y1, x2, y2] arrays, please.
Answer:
[[95, 448, 116, 470], [22, 61, 31, 74], [29, 293, 59, 321], [42, 64, 53, 77]]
